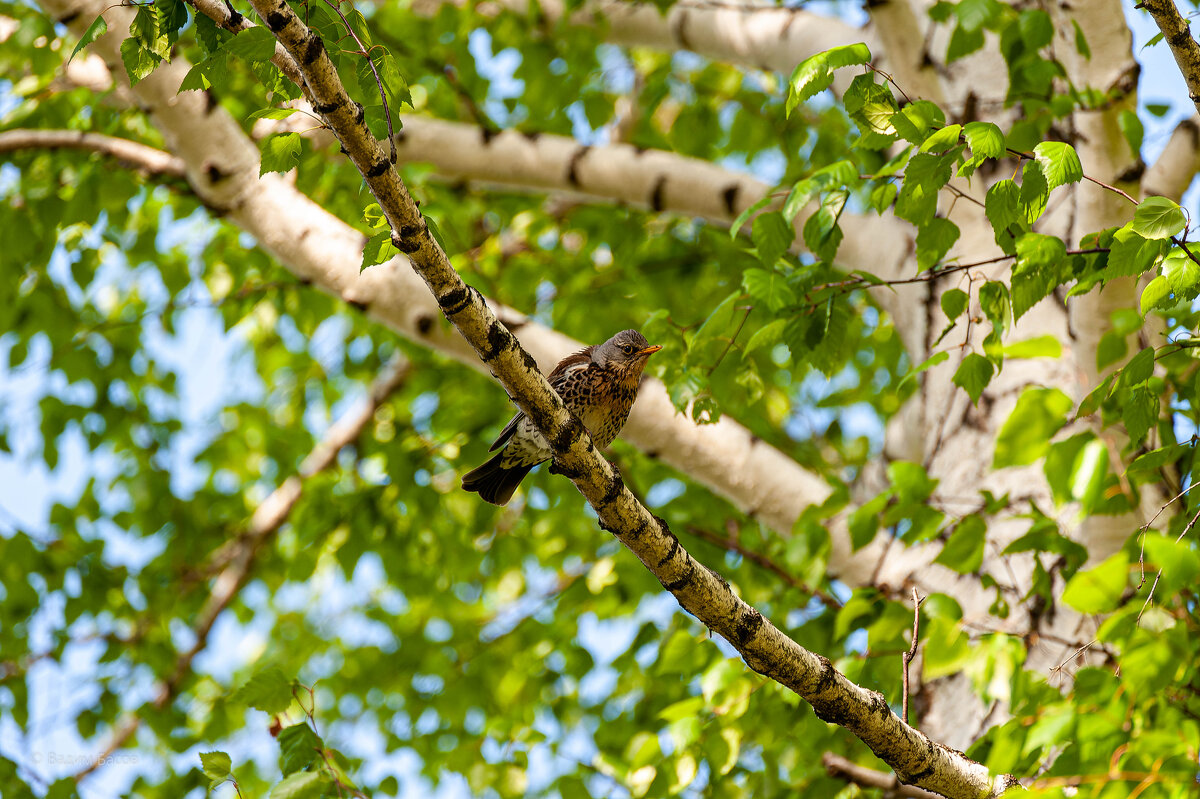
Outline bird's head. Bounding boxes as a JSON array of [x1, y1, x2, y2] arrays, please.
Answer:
[[594, 329, 662, 375]]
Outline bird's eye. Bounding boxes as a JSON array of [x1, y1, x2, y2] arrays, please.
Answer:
[[622, 344, 634, 354]]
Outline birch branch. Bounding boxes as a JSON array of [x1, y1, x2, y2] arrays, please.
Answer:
[[413, 0, 874, 79], [74, 356, 410, 781], [232, 0, 1016, 794], [1138, 0, 1200, 116], [0, 129, 186, 177], [254, 111, 911, 264]]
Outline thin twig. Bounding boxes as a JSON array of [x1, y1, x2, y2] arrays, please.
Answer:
[[319, 0, 397, 163], [901, 587, 923, 725]]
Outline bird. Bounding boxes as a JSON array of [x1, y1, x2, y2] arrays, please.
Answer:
[[462, 329, 662, 505]]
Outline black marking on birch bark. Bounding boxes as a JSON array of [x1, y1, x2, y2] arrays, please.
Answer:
[[646, 450, 659, 460], [301, 34, 325, 67], [522, 130, 541, 142], [671, 9, 693, 51], [518, 347, 540, 376], [366, 157, 390, 178], [204, 162, 230, 184], [353, 103, 366, 126], [599, 472, 624, 506], [416, 315, 434, 335], [297, 274, 312, 285], [265, 10, 287, 31], [748, 433, 761, 447], [814, 654, 837, 693], [56, 10, 80, 24], [632, 145, 647, 155], [548, 457, 584, 479], [721, 184, 740, 217], [437, 286, 471, 316], [623, 516, 649, 541], [226, 8, 244, 27], [650, 176, 667, 212], [566, 146, 589, 188], [1168, 30, 1194, 48], [392, 224, 424, 254], [549, 414, 582, 453], [314, 100, 339, 115], [481, 126, 498, 145], [481, 321, 514, 363], [1116, 160, 1146, 184], [347, 298, 368, 313], [733, 607, 764, 647], [655, 531, 680, 568], [663, 559, 695, 592], [395, 128, 407, 145]]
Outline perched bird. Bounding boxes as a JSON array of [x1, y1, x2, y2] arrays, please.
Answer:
[[462, 329, 662, 505]]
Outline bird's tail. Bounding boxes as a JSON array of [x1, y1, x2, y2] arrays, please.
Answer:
[[461, 452, 534, 505]]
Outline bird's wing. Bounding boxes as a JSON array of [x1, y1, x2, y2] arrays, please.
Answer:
[[488, 411, 525, 452], [489, 348, 593, 452]]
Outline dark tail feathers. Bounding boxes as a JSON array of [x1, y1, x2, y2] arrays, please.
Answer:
[[461, 452, 534, 505]]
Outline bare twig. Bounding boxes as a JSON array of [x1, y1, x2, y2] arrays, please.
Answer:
[[901, 587, 923, 725], [1137, 0, 1200, 117], [823, 752, 943, 799], [0, 129, 186, 176]]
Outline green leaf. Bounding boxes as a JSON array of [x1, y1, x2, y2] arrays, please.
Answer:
[[786, 43, 872, 115], [154, 0, 189, 39], [1123, 386, 1157, 445], [1011, 232, 1066, 319], [888, 461, 938, 502], [848, 494, 888, 551], [1032, 141, 1083, 191], [259, 132, 302, 175], [916, 217, 960, 271], [730, 195, 771, 237], [743, 319, 786, 354], [782, 179, 818, 222], [270, 771, 328, 799], [801, 192, 846, 262], [69, 15, 108, 65], [964, 121, 1005, 159], [1119, 346, 1155, 388], [1130, 196, 1187, 240], [742, 269, 796, 313], [200, 751, 232, 784], [940, 288, 968, 320], [896, 152, 956, 226], [1106, 225, 1166, 278], [993, 387, 1073, 468], [752, 211, 795, 268], [362, 230, 399, 271], [1117, 109, 1144, 157], [898, 350, 949, 391], [223, 26, 279, 63], [1062, 552, 1129, 614], [984, 179, 1027, 250], [1003, 335, 1061, 359], [934, 515, 986, 573], [1163, 249, 1200, 294], [120, 38, 161, 86], [953, 353, 993, 404], [919, 124, 962, 153], [131, 6, 171, 60], [1072, 19, 1091, 58], [1077, 373, 1115, 417], [248, 107, 301, 121], [234, 667, 293, 714], [279, 723, 323, 774], [1140, 275, 1172, 314], [957, 0, 1001, 32]]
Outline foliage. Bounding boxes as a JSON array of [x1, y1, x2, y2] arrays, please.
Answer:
[[0, 0, 1199, 797]]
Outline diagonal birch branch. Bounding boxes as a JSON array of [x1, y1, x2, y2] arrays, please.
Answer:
[[233, 0, 1016, 794]]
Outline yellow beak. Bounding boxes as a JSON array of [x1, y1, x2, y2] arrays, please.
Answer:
[[638, 345, 662, 356]]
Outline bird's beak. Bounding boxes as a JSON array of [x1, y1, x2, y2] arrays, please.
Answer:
[[638, 345, 663, 356]]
